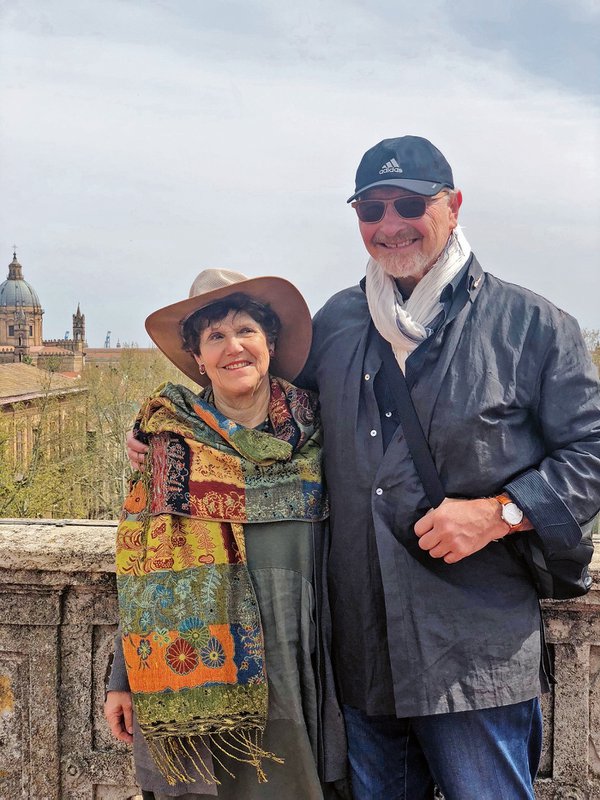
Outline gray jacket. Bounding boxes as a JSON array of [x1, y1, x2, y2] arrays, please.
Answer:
[[302, 255, 600, 717]]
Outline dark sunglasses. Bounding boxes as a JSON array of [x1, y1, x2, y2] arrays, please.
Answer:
[[351, 193, 448, 223]]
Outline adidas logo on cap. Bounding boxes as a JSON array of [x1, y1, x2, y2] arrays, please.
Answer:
[[379, 158, 403, 174]]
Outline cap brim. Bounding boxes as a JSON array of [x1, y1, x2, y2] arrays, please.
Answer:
[[145, 276, 313, 387], [347, 178, 451, 202]]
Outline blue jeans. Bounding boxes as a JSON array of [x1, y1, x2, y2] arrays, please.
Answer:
[[343, 698, 543, 800]]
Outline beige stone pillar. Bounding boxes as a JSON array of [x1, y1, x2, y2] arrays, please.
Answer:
[[0, 520, 139, 800]]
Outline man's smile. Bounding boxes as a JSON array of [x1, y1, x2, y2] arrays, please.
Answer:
[[374, 237, 420, 249]]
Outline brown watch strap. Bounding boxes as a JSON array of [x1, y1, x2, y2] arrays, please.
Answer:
[[494, 493, 526, 533]]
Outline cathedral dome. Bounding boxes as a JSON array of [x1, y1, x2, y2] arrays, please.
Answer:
[[0, 253, 42, 309]]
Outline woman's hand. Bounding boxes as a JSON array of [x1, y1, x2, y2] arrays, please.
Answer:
[[104, 690, 134, 744], [126, 429, 148, 471]]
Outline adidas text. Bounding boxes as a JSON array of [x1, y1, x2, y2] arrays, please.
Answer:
[[379, 158, 403, 174]]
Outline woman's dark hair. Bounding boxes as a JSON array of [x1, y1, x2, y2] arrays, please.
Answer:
[[181, 292, 282, 355]]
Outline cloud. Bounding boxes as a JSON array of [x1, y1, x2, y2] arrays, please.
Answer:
[[0, 0, 598, 346], [550, 0, 600, 18], [437, 0, 600, 97]]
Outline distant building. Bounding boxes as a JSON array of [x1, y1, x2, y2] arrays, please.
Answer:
[[0, 362, 87, 472], [0, 252, 86, 374], [85, 346, 154, 368]]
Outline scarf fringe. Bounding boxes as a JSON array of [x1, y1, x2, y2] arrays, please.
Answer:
[[145, 728, 284, 786]]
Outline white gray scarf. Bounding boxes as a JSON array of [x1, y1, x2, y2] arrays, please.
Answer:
[[366, 225, 472, 371]]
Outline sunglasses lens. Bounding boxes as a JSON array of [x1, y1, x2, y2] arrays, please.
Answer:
[[355, 201, 385, 223], [394, 196, 427, 218], [354, 196, 430, 222]]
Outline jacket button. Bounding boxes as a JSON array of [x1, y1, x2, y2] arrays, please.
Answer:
[[364, 373, 370, 381], [385, 411, 392, 418], [375, 488, 383, 495], [370, 430, 377, 437]]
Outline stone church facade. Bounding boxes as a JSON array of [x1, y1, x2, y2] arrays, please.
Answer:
[[0, 251, 86, 373]]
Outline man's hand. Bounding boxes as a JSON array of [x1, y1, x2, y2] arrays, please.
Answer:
[[104, 690, 134, 744], [414, 497, 512, 564], [126, 430, 148, 471]]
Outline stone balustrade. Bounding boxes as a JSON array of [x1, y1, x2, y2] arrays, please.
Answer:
[[0, 519, 599, 799]]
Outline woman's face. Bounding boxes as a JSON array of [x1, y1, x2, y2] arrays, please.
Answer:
[[194, 310, 272, 402]]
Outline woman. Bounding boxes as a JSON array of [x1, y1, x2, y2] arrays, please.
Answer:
[[104, 269, 346, 799]]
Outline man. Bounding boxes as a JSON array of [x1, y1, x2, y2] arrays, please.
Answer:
[[295, 136, 600, 799], [128, 136, 600, 799]]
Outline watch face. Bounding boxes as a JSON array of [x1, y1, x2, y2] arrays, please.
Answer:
[[502, 502, 524, 526]]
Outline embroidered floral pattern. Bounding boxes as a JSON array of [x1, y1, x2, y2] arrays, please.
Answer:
[[137, 638, 152, 659], [146, 584, 174, 609], [238, 623, 263, 666], [166, 638, 199, 675], [139, 610, 152, 631], [174, 578, 192, 599], [137, 638, 152, 669], [152, 629, 171, 646], [179, 617, 210, 649], [200, 636, 225, 668]]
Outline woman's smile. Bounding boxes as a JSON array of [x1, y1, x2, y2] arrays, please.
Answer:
[[223, 359, 253, 370]]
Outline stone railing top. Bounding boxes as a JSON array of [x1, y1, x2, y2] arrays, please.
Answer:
[[0, 518, 117, 573], [0, 518, 598, 582]]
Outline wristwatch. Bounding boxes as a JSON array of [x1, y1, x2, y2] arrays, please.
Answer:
[[494, 493, 524, 533]]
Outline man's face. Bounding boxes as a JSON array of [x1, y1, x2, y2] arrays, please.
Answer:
[[357, 186, 462, 291]]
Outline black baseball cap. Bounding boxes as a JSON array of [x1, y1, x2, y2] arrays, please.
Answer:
[[347, 136, 454, 202]]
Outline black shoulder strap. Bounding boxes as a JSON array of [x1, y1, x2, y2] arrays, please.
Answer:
[[372, 325, 446, 508]]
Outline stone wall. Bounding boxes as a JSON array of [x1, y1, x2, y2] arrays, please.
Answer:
[[0, 519, 599, 799], [0, 520, 138, 800]]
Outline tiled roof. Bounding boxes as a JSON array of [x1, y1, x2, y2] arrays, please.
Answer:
[[85, 347, 155, 364], [0, 363, 85, 404], [86, 347, 154, 357], [38, 346, 74, 356], [26, 345, 73, 356]]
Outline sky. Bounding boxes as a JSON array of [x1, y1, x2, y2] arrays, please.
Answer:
[[0, 0, 599, 347]]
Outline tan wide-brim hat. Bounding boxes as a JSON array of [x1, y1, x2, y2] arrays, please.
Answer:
[[145, 268, 313, 387]]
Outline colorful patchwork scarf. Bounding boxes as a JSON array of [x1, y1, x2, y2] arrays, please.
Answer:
[[116, 377, 326, 786]]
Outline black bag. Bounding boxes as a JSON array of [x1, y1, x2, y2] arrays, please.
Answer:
[[374, 326, 596, 601], [506, 521, 594, 600]]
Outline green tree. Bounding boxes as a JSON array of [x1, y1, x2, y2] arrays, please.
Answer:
[[81, 348, 196, 518], [582, 329, 600, 370], [0, 349, 196, 520], [0, 387, 90, 518]]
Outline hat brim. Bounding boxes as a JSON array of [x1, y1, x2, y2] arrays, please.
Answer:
[[347, 178, 452, 202], [145, 276, 313, 387]]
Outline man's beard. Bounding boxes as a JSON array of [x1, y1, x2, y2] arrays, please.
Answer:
[[375, 249, 432, 283]]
